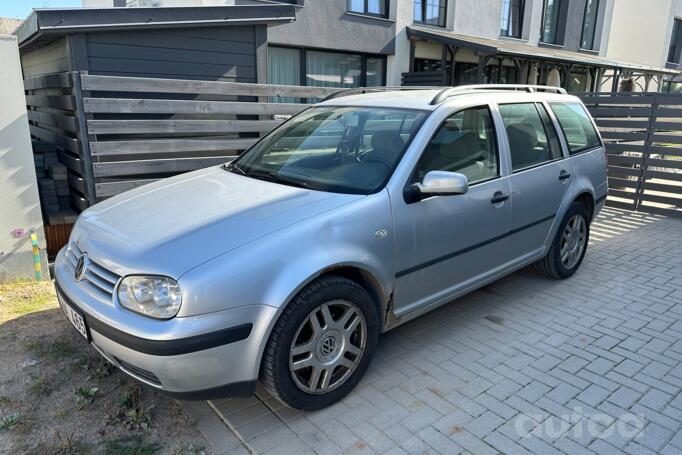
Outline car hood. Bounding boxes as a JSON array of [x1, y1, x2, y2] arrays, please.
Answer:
[[72, 166, 362, 278]]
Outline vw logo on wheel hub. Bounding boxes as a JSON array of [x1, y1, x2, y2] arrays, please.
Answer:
[[74, 253, 89, 281], [318, 335, 339, 359]]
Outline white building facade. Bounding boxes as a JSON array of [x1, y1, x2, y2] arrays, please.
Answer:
[[80, 0, 680, 92]]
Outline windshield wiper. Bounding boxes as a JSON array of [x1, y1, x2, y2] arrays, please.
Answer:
[[247, 170, 311, 190]]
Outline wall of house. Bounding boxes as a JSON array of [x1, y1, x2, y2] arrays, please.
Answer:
[[20, 37, 69, 79], [265, 1, 395, 55], [605, 0, 674, 68], [0, 35, 48, 282], [78, 26, 260, 82], [387, 0, 414, 85]]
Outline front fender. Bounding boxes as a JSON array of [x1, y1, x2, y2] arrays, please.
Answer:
[[176, 191, 394, 380]]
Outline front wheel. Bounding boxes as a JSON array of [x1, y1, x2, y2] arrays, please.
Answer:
[[260, 275, 378, 410], [534, 202, 590, 279]]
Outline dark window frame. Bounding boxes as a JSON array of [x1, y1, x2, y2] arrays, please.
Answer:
[[497, 102, 565, 174], [540, 0, 565, 45], [268, 45, 387, 89], [413, 0, 448, 28], [549, 102, 603, 156], [346, 0, 390, 19], [668, 18, 682, 64], [579, 0, 600, 50], [407, 104, 502, 189], [500, 0, 526, 39]]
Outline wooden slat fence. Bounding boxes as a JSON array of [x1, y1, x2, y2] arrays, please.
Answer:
[[78, 73, 339, 199], [24, 72, 94, 210], [579, 92, 682, 218], [27, 74, 682, 219]]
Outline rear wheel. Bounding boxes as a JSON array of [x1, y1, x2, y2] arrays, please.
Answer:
[[534, 202, 590, 279], [260, 275, 378, 410]]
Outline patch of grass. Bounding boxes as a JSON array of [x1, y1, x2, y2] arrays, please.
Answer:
[[0, 412, 21, 431], [101, 436, 160, 455], [0, 396, 10, 407], [0, 281, 57, 324], [55, 409, 70, 421], [173, 444, 206, 455], [24, 335, 78, 361], [75, 386, 98, 407], [87, 357, 116, 379], [31, 432, 93, 455], [111, 384, 153, 431], [27, 375, 53, 397]]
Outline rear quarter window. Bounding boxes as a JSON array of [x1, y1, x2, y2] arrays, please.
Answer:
[[549, 102, 602, 155]]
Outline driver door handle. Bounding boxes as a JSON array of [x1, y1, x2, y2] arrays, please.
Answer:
[[491, 192, 510, 204]]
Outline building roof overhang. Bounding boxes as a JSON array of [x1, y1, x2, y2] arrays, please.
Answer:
[[17, 5, 296, 50], [407, 25, 681, 76]]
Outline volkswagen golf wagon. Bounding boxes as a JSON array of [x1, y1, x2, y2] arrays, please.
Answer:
[[55, 85, 607, 410]]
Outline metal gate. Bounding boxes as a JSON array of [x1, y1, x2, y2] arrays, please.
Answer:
[[579, 92, 682, 218]]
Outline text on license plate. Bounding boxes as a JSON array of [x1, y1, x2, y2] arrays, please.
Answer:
[[58, 293, 88, 340]]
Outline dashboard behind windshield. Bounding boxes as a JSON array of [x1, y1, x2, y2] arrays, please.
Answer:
[[231, 106, 428, 194]]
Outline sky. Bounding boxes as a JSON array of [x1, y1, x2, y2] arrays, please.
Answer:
[[2, 0, 82, 20]]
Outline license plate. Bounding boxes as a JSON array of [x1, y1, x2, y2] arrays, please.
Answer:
[[58, 292, 89, 341]]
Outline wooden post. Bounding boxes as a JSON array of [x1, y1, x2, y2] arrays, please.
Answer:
[[611, 68, 620, 92], [635, 93, 658, 211], [477, 55, 490, 84], [71, 71, 97, 206], [409, 39, 416, 73], [441, 44, 449, 85], [449, 45, 458, 86]]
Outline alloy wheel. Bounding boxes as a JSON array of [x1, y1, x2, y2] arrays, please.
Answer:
[[289, 300, 367, 394], [560, 214, 586, 269]]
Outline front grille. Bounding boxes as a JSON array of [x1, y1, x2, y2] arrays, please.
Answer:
[[115, 357, 162, 386], [65, 243, 121, 300]]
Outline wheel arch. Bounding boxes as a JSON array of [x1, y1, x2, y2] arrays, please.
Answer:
[[573, 191, 595, 222], [255, 261, 392, 377]]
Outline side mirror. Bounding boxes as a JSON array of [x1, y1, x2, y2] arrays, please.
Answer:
[[405, 171, 469, 203]]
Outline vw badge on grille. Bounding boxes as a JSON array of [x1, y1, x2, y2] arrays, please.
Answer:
[[74, 253, 89, 281]]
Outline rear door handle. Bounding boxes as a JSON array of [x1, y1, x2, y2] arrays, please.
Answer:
[[491, 192, 509, 204], [559, 171, 572, 181]]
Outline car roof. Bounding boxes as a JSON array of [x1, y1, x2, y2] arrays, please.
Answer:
[[317, 88, 583, 111]]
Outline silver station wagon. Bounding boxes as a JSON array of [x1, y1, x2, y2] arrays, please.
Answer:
[[55, 85, 607, 410]]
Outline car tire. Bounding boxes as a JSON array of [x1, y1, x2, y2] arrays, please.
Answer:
[[260, 275, 379, 411], [534, 202, 591, 279]]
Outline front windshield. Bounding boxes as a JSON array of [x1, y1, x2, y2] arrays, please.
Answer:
[[229, 106, 428, 194]]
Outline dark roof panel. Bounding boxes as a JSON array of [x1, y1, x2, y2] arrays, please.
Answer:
[[17, 5, 295, 47]]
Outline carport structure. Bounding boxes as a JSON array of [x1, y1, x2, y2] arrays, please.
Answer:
[[402, 25, 680, 92]]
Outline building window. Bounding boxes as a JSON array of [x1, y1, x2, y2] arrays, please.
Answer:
[[540, 0, 563, 44], [668, 19, 682, 64], [414, 0, 447, 27], [306, 50, 363, 88], [268, 46, 385, 97], [500, 0, 525, 39], [347, 0, 389, 18], [580, 0, 599, 50]]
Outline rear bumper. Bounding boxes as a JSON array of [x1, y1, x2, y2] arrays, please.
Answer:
[[54, 248, 277, 399]]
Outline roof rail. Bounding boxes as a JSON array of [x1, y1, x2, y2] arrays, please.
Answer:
[[321, 86, 445, 102], [430, 84, 567, 105]]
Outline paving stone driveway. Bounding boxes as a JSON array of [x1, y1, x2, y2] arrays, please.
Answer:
[[205, 207, 682, 455]]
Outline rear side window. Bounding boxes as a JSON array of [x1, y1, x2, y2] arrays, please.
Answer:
[[498, 103, 563, 172], [549, 102, 602, 155]]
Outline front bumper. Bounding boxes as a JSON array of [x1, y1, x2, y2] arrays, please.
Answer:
[[54, 248, 277, 399]]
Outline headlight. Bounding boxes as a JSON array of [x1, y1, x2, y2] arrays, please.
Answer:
[[117, 275, 182, 319]]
